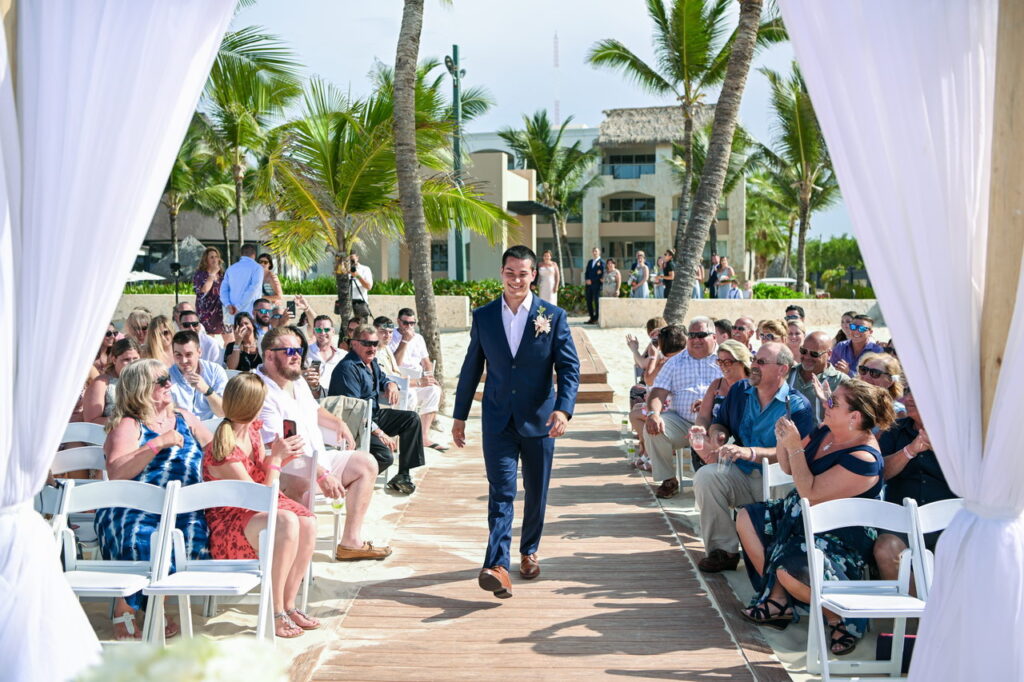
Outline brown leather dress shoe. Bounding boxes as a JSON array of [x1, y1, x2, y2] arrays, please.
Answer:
[[655, 477, 680, 499], [698, 549, 740, 573], [478, 566, 512, 599], [520, 553, 540, 580]]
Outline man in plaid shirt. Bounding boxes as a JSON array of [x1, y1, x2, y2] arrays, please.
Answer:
[[643, 317, 722, 499]]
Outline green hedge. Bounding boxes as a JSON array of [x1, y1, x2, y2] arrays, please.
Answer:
[[752, 283, 809, 299]]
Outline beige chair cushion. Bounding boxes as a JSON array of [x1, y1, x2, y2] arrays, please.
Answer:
[[318, 395, 370, 446]]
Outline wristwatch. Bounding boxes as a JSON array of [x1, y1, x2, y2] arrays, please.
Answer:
[[204, 385, 215, 397]]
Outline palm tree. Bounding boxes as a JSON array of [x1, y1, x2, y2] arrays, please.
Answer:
[[758, 62, 840, 293], [745, 170, 791, 279], [498, 110, 601, 283], [587, 0, 784, 267], [263, 79, 512, 322], [204, 27, 303, 252], [161, 116, 235, 265]]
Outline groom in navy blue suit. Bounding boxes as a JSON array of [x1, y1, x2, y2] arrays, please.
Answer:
[[452, 245, 580, 599]]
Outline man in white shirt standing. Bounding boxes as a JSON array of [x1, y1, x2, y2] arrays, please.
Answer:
[[255, 326, 391, 561], [220, 244, 265, 325], [389, 307, 445, 450], [349, 252, 374, 320]]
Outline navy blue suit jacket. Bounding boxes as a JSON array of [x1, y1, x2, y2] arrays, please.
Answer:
[[584, 258, 605, 284], [453, 296, 580, 438]]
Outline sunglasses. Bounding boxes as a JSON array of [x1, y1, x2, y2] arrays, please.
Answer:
[[258, 261, 270, 266], [687, 331, 713, 339], [858, 366, 891, 379], [759, 333, 776, 341], [799, 347, 827, 359], [268, 347, 303, 357], [733, 326, 748, 332], [716, 358, 738, 367], [784, 314, 801, 321], [850, 323, 872, 333], [155, 374, 171, 387], [399, 320, 417, 326], [753, 357, 782, 366], [104, 330, 118, 338], [133, 325, 149, 333], [180, 321, 200, 329], [378, 325, 395, 333], [314, 327, 333, 334], [354, 339, 380, 348], [272, 314, 283, 320], [255, 308, 272, 315], [161, 330, 172, 338]]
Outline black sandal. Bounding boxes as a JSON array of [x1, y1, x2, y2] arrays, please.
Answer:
[[741, 598, 793, 630], [828, 620, 857, 656]]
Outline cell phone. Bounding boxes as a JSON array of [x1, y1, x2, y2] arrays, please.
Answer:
[[310, 360, 322, 372], [286, 300, 296, 316], [785, 395, 792, 419], [282, 419, 297, 439]]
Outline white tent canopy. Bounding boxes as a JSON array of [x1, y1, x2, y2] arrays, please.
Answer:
[[778, 1, 1024, 679], [0, 2, 234, 679]]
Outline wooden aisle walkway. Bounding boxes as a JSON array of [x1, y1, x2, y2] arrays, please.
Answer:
[[310, 405, 761, 681]]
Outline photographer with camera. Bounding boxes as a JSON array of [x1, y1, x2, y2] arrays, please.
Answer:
[[349, 252, 373, 320]]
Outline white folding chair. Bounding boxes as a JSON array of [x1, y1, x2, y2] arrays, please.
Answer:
[[200, 417, 223, 433], [761, 458, 794, 501], [38, 447, 110, 555], [144, 480, 279, 643], [801, 497, 926, 680], [62, 422, 107, 446], [57, 479, 177, 644], [906, 497, 964, 601], [388, 374, 416, 411]]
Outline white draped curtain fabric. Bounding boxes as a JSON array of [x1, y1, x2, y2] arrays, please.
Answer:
[[0, 2, 234, 679], [778, 1, 1024, 679]]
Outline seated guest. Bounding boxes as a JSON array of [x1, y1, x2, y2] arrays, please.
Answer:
[[642, 317, 722, 499], [93, 322, 119, 376], [254, 327, 390, 560], [856, 352, 906, 419], [302, 313, 343, 398], [694, 340, 752, 431], [224, 312, 262, 371], [732, 316, 756, 350], [756, 319, 788, 349], [176, 304, 224, 368], [785, 319, 806, 360], [627, 325, 687, 468], [97, 359, 214, 640], [251, 298, 277, 342], [125, 308, 151, 347], [202, 373, 319, 638], [328, 324, 425, 495], [873, 384, 954, 584], [626, 316, 666, 384], [169, 331, 228, 420], [788, 331, 849, 423], [713, 319, 733, 344], [736, 380, 894, 656], [83, 338, 141, 424], [339, 316, 363, 353], [784, 304, 805, 322], [389, 308, 446, 451], [830, 314, 883, 376], [143, 315, 175, 367], [376, 316, 447, 451], [834, 310, 857, 345], [691, 343, 815, 573]]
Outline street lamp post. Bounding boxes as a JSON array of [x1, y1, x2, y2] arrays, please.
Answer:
[[445, 45, 467, 282]]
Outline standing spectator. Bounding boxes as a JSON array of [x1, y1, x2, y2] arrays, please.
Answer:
[[601, 258, 622, 298], [193, 247, 225, 335], [713, 319, 733, 344], [125, 308, 152, 347], [787, 331, 849, 423], [536, 250, 561, 305], [785, 319, 806, 360], [584, 247, 605, 323], [743, 281, 753, 299], [725, 278, 743, 299], [83, 338, 142, 424], [389, 309, 445, 451], [349, 252, 374, 320], [715, 256, 736, 299], [643, 317, 722, 499], [692, 260, 705, 299], [653, 255, 666, 299], [658, 249, 676, 298], [628, 251, 650, 299], [175, 304, 224, 368], [225, 312, 262, 372], [732, 316, 756, 350], [169, 331, 227, 420], [706, 255, 721, 299], [221, 244, 265, 325], [256, 253, 284, 307], [830, 314, 884, 376], [143, 315, 175, 368]]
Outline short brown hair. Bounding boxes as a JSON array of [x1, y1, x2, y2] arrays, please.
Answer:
[[659, 325, 688, 354], [840, 379, 896, 433], [646, 317, 668, 334]]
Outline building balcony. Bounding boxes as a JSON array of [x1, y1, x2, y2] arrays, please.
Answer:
[[600, 163, 656, 180], [601, 210, 656, 222], [672, 207, 729, 221]]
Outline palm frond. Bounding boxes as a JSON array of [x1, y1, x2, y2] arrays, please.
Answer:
[[586, 39, 675, 96]]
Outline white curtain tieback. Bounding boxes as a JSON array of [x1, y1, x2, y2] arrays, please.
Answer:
[[963, 500, 1024, 521], [0, 500, 32, 517]]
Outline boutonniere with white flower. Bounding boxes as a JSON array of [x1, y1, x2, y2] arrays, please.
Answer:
[[533, 306, 553, 337]]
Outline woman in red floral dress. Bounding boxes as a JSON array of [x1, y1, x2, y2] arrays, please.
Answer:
[[202, 373, 320, 638]]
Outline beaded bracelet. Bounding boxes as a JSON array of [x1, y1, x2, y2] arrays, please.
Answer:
[[268, 464, 282, 472]]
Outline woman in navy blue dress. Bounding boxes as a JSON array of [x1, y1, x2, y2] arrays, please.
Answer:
[[95, 359, 215, 640], [735, 380, 895, 656]]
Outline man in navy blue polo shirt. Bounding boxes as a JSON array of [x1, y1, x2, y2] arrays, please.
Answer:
[[693, 342, 815, 573]]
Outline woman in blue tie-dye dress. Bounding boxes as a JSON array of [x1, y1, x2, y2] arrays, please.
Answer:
[[94, 359, 215, 640]]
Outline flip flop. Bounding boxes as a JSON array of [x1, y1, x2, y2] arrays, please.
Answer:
[[426, 443, 450, 452], [112, 612, 139, 641]]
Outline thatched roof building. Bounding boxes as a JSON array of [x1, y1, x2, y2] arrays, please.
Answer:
[[595, 104, 715, 147]]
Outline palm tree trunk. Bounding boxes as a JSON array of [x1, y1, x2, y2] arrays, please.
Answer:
[[393, 0, 445, 407], [795, 191, 811, 295], [169, 206, 180, 264], [550, 215, 566, 283], [334, 230, 354, 323], [664, 0, 763, 324], [220, 216, 232, 263], [234, 159, 245, 251], [783, 214, 795, 275], [672, 105, 694, 259]]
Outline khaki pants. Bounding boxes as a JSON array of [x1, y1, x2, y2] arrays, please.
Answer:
[[693, 464, 763, 554], [642, 411, 693, 482]]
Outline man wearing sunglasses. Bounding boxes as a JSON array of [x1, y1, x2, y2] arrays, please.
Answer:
[[695, 342, 815, 573], [644, 318, 722, 500], [787, 331, 849, 423], [731, 316, 756, 350], [829, 313, 883, 376], [328, 325, 424, 495], [176, 306, 225, 369], [388, 310, 447, 451]]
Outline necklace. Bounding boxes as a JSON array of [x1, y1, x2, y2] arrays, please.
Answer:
[[822, 430, 861, 453]]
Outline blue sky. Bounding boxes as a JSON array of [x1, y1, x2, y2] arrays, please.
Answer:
[[235, 0, 852, 239]]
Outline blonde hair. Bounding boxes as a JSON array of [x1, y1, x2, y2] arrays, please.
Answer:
[[757, 319, 788, 338], [857, 352, 904, 399], [787, 319, 807, 334], [126, 308, 151, 337], [107, 359, 171, 433], [200, 247, 224, 274], [211, 374, 268, 462], [144, 315, 174, 364], [717, 339, 752, 373]]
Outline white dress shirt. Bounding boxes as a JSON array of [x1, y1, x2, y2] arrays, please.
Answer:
[[199, 332, 224, 367], [388, 330, 429, 371], [500, 291, 533, 357]]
